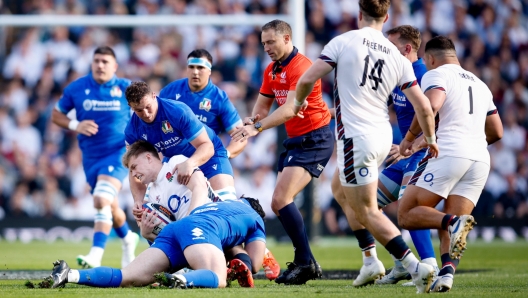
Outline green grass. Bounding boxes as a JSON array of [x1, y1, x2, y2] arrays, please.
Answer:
[[1, 238, 527, 297]]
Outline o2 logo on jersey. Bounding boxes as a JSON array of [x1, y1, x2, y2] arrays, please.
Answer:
[[168, 194, 189, 214], [83, 99, 93, 111], [424, 173, 434, 186]]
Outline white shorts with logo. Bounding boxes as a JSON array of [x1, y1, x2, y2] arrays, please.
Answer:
[[409, 155, 489, 206], [337, 133, 392, 187]]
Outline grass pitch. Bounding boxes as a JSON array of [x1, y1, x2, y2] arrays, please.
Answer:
[[0, 238, 527, 297]]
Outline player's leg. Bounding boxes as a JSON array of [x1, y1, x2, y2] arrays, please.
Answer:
[[50, 247, 170, 288], [337, 136, 433, 292], [272, 166, 316, 284], [180, 243, 229, 288], [332, 168, 386, 286]]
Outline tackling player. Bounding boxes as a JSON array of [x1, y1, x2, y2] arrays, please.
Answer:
[[398, 36, 503, 292], [51, 46, 139, 269], [294, 0, 439, 293]]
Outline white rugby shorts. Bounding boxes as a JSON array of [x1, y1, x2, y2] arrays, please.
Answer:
[[409, 155, 489, 206], [337, 133, 392, 186]]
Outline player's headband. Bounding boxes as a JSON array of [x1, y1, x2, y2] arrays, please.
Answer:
[[187, 57, 212, 70]]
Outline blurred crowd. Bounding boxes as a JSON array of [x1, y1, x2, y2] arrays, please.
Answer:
[[0, 0, 527, 236]]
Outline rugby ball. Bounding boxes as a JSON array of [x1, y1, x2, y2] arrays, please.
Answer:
[[142, 203, 176, 235]]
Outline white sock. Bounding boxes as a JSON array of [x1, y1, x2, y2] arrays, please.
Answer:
[[265, 248, 270, 255], [362, 246, 378, 266], [391, 254, 405, 271], [400, 252, 420, 277], [88, 246, 104, 260], [122, 231, 135, 244], [67, 269, 80, 283]]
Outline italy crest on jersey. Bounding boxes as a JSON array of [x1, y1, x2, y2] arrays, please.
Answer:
[[110, 86, 122, 97], [161, 120, 174, 134], [199, 98, 212, 112]]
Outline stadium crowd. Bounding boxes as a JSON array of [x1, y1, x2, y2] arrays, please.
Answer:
[[0, 0, 527, 238]]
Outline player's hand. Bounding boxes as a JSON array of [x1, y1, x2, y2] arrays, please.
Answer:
[[293, 100, 308, 119], [399, 138, 414, 157], [139, 210, 157, 241], [411, 138, 427, 154], [132, 201, 145, 223], [76, 120, 99, 136], [173, 160, 193, 185], [386, 144, 404, 166], [427, 143, 439, 158], [231, 125, 258, 142], [243, 114, 261, 125]]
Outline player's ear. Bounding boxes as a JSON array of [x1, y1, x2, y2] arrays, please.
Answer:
[[383, 14, 389, 24]]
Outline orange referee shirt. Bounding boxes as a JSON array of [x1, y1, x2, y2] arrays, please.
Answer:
[[259, 47, 331, 138]]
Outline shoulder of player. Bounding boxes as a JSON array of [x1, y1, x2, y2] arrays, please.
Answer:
[[116, 77, 132, 87], [64, 75, 91, 92]]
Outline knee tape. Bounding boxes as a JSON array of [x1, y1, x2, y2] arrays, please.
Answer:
[[93, 180, 118, 202], [95, 205, 113, 224]]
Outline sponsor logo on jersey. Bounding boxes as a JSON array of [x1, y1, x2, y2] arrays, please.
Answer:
[[110, 86, 123, 97], [85, 89, 90, 95], [166, 172, 174, 182], [175, 94, 181, 100], [82, 99, 121, 111], [271, 89, 288, 105], [154, 136, 181, 150], [192, 227, 205, 240], [199, 98, 212, 112], [161, 121, 174, 134]]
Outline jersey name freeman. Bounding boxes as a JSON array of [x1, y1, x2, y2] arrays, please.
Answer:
[[363, 38, 392, 55]]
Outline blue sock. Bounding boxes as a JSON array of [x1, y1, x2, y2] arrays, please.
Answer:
[[278, 202, 313, 265], [114, 222, 131, 239], [233, 253, 253, 272], [93, 231, 108, 248], [385, 235, 411, 260], [182, 269, 219, 288], [439, 253, 459, 275], [78, 267, 122, 287], [409, 229, 436, 260]]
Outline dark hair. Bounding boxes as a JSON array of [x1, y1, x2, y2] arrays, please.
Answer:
[[262, 19, 292, 37], [122, 140, 160, 168], [187, 49, 213, 65], [125, 81, 151, 106], [386, 25, 421, 51], [94, 46, 116, 59], [425, 35, 456, 55], [359, 0, 390, 20]]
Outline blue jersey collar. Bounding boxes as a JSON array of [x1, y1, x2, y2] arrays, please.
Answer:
[[413, 58, 424, 66]]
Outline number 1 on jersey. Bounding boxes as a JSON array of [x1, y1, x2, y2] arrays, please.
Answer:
[[359, 55, 385, 91], [468, 86, 473, 114]]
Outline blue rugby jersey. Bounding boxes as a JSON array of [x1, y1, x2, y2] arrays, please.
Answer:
[[124, 96, 226, 158], [159, 79, 242, 135], [56, 75, 131, 159], [389, 58, 428, 137]]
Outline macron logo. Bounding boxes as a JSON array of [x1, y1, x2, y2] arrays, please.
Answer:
[[288, 156, 293, 162], [212, 164, 217, 170], [142, 134, 148, 140], [175, 94, 181, 100], [85, 89, 90, 95], [108, 166, 114, 173]]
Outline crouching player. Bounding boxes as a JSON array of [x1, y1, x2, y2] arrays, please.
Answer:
[[48, 199, 266, 289]]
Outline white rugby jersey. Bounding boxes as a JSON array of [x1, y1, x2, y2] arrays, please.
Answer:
[[320, 27, 417, 139], [144, 155, 193, 221], [421, 64, 496, 165]]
